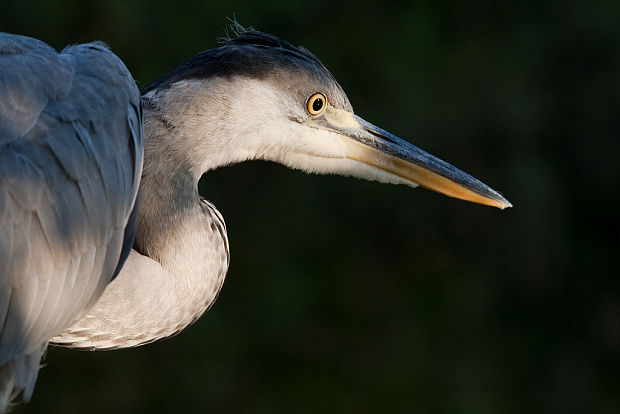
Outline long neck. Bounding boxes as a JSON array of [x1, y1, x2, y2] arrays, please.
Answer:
[[51, 91, 230, 349]]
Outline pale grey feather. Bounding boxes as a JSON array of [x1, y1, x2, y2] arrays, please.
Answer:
[[0, 33, 142, 408]]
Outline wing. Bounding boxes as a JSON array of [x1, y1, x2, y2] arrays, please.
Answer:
[[0, 33, 143, 405]]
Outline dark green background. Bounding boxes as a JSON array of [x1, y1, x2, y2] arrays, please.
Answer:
[[3, 1, 619, 413]]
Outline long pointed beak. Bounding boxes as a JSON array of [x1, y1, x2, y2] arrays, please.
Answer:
[[317, 108, 512, 209]]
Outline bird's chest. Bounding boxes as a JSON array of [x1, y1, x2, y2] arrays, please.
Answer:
[[175, 200, 229, 322]]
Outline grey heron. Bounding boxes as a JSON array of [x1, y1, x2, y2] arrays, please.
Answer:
[[0, 27, 511, 409]]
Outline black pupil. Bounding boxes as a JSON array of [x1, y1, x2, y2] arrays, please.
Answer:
[[312, 97, 324, 112]]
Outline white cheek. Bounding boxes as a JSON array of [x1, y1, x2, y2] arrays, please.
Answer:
[[287, 125, 344, 156]]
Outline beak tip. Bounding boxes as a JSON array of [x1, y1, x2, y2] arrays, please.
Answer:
[[495, 195, 513, 210]]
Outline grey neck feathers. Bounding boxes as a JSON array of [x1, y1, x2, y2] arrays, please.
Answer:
[[50, 81, 232, 349]]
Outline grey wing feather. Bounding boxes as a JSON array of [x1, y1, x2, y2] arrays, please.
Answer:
[[0, 33, 143, 405]]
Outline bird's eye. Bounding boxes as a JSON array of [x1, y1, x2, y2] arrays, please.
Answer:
[[306, 93, 327, 116]]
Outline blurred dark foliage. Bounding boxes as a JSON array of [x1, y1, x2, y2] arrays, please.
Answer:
[[2, 1, 619, 413]]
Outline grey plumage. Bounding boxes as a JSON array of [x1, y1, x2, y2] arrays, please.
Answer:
[[0, 33, 142, 408]]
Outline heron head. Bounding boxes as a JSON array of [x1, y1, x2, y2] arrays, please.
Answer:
[[142, 29, 511, 209]]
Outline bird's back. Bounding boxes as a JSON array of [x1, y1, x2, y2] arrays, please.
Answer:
[[0, 33, 143, 408]]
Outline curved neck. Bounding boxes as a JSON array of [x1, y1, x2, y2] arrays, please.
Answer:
[[135, 131, 198, 266], [51, 93, 231, 349]]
